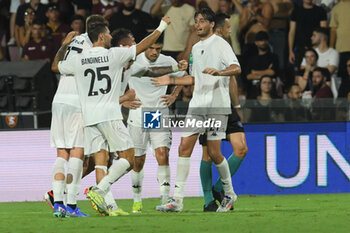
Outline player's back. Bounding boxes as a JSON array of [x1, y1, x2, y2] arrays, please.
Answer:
[[59, 45, 136, 126], [52, 33, 92, 108]]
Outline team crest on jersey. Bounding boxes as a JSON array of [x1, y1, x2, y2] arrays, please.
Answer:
[[143, 110, 161, 129], [5, 115, 18, 128], [41, 45, 46, 51]]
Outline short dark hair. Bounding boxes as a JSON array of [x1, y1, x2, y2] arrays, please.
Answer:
[[86, 15, 108, 32], [88, 23, 108, 43], [255, 31, 269, 41], [214, 13, 230, 31], [111, 28, 132, 47], [313, 27, 329, 40], [304, 48, 319, 61], [313, 67, 330, 80], [71, 14, 85, 24], [195, 7, 216, 23]]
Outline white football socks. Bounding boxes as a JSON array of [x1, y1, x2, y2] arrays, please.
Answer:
[[173, 157, 191, 203], [157, 165, 170, 203], [131, 169, 144, 202], [96, 158, 130, 194], [215, 158, 236, 198], [52, 157, 67, 203], [66, 157, 83, 205]]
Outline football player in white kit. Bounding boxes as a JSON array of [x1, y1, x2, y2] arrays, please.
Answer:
[[152, 8, 242, 212], [125, 36, 187, 213], [56, 17, 171, 216], [48, 15, 108, 218]]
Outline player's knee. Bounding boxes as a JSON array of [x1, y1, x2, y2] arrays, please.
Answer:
[[134, 157, 145, 172], [235, 144, 248, 158], [178, 144, 191, 157]]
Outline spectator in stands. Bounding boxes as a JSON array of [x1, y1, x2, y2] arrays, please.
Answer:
[[288, 0, 327, 67], [330, 0, 350, 83], [22, 19, 54, 62], [73, 0, 92, 17], [217, 0, 243, 56], [311, 67, 334, 120], [248, 75, 281, 122], [296, 48, 318, 94], [239, 0, 273, 57], [70, 14, 85, 34], [263, 0, 293, 70], [45, 3, 71, 54], [312, 67, 333, 98], [110, 0, 155, 43], [300, 27, 339, 96], [18, 7, 36, 47], [8, 0, 21, 46], [51, 0, 76, 25], [15, 0, 47, 35], [337, 58, 350, 99], [92, 0, 122, 20], [151, 0, 195, 60], [244, 31, 279, 98], [284, 83, 310, 121]]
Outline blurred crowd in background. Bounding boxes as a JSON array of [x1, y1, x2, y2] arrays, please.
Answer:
[[0, 0, 349, 123]]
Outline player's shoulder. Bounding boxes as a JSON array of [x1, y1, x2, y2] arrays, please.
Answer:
[[71, 33, 92, 48], [158, 53, 176, 63]]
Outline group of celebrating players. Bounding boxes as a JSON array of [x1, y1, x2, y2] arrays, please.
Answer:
[[44, 7, 248, 217]]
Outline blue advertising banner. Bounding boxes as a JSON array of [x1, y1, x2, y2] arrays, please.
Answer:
[[215, 122, 350, 195]]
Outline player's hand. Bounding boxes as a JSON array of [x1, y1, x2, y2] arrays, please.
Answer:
[[62, 31, 78, 46], [161, 16, 171, 25], [124, 89, 136, 101], [161, 94, 176, 106], [202, 68, 220, 76], [178, 60, 188, 71], [151, 75, 172, 86], [122, 98, 141, 109], [289, 50, 295, 64]]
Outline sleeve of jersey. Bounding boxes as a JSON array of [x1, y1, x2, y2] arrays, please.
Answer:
[[58, 55, 76, 75], [220, 41, 240, 68], [129, 60, 148, 77], [113, 45, 137, 66]]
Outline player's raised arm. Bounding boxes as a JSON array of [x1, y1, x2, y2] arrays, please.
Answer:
[[51, 31, 78, 73], [202, 64, 241, 77], [151, 74, 194, 86], [135, 16, 171, 56]]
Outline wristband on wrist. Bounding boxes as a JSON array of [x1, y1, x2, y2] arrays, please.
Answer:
[[234, 104, 241, 109], [172, 64, 179, 72], [156, 20, 168, 33]]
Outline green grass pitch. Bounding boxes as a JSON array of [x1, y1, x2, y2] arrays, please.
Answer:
[[0, 194, 349, 233]]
